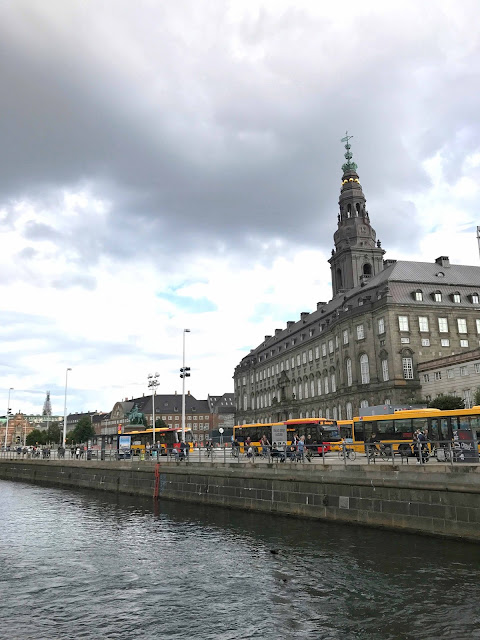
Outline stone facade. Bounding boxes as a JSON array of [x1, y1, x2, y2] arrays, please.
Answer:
[[418, 348, 480, 407], [233, 146, 480, 424]]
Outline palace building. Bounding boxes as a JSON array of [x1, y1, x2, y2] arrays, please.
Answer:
[[233, 139, 480, 423]]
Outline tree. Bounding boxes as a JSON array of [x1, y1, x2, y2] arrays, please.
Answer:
[[155, 418, 168, 429], [47, 423, 61, 444], [72, 416, 95, 444], [428, 395, 465, 411], [474, 388, 480, 407], [26, 429, 46, 446]]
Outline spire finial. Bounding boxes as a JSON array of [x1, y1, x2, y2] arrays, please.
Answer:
[[340, 130, 358, 173]]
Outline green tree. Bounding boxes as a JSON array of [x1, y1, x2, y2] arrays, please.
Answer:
[[73, 416, 95, 444], [47, 423, 61, 444], [155, 418, 168, 429], [474, 388, 480, 407], [428, 395, 465, 410], [26, 429, 46, 446]]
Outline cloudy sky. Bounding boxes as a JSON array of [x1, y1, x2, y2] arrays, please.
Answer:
[[1, 0, 480, 416]]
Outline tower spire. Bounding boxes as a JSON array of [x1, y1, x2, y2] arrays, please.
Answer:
[[328, 132, 385, 297], [340, 131, 357, 173]]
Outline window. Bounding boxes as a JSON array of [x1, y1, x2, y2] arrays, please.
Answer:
[[333, 407, 338, 421], [464, 389, 473, 409], [315, 346, 320, 359], [461, 339, 469, 348], [381, 359, 389, 382], [457, 318, 467, 334], [434, 292, 442, 302], [472, 294, 479, 304], [414, 290, 423, 301], [343, 329, 349, 344], [280, 361, 284, 372], [325, 408, 330, 419], [328, 339, 334, 354], [434, 371, 442, 380], [447, 369, 454, 379], [310, 380, 315, 397], [296, 354, 301, 366], [291, 357, 294, 369], [346, 402, 353, 420], [477, 319, 480, 334], [421, 338, 430, 347], [346, 358, 352, 386], [453, 293, 461, 303], [418, 317, 429, 332], [423, 374, 429, 382], [438, 318, 448, 333], [331, 373, 336, 393], [398, 316, 409, 331], [403, 357, 414, 379], [360, 400, 369, 409], [308, 349, 313, 362], [335, 335, 339, 349], [378, 317, 385, 334], [360, 354, 370, 384], [285, 359, 289, 371], [324, 377, 329, 394], [317, 378, 322, 395], [322, 343, 327, 357], [401, 337, 410, 344], [460, 366, 468, 377], [298, 384, 303, 400], [475, 363, 480, 374], [441, 338, 450, 347], [357, 324, 365, 340]]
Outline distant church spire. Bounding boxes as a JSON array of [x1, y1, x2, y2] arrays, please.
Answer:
[[328, 133, 385, 296], [42, 391, 52, 416]]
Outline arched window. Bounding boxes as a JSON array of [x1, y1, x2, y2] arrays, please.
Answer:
[[310, 379, 315, 397], [298, 383, 303, 400], [355, 203, 361, 216], [360, 354, 370, 384], [304, 382, 308, 399], [347, 204, 352, 218], [306, 411, 310, 418], [360, 399, 369, 408], [338, 405, 342, 420], [325, 407, 330, 419], [336, 268, 343, 289], [292, 384, 296, 400], [324, 376, 329, 394], [346, 402, 353, 420], [317, 377, 322, 396], [333, 406, 338, 420], [331, 373, 336, 393], [346, 358, 353, 386], [363, 263, 372, 276]]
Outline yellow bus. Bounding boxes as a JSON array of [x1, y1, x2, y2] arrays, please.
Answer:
[[233, 423, 289, 453], [128, 427, 193, 456], [351, 407, 480, 457]]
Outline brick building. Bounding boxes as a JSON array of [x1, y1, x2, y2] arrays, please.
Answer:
[[234, 141, 480, 423]]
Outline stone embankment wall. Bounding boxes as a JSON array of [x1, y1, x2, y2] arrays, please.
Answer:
[[1, 460, 479, 542]]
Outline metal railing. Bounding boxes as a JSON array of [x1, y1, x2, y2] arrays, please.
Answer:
[[1, 440, 478, 466]]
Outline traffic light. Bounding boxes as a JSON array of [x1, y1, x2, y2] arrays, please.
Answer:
[[180, 367, 191, 379]]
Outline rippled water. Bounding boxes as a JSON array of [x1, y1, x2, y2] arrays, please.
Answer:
[[1, 480, 480, 639]]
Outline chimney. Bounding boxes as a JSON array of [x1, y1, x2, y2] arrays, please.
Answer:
[[264, 335, 271, 341], [287, 321, 294, 328], [300, 312, 309, 321], [435, 256, 450, 267], [316, 302, 326, 310], [275, 329, 282, 336]]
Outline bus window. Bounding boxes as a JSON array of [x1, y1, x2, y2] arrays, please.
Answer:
[[430, 418, 450, 441], [393, 419, 413, 440], [412, 417, 428, 433], [360, 421, 373, 441], [340, 424, 353, 441], [353, 421, 366, 442], [374, 420, 395, 438]]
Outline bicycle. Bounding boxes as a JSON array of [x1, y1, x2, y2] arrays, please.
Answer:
[[337, 447, 356, 461]]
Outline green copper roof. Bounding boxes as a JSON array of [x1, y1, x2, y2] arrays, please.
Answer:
[[341, 131, 358, 173]]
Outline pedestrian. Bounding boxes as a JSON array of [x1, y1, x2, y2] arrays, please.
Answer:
[[75, 447, 80, 459], [261, 434, 270, 457], [297, 435, 306, 462]]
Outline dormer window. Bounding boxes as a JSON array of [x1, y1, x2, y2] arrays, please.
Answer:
[[452, 292, 461, 303], [433, 291, 442, 302], [470, 293, 479, 304], [413, 289, 423, 301]]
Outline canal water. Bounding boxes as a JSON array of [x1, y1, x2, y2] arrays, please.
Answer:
[[1, 480, 480, 640]]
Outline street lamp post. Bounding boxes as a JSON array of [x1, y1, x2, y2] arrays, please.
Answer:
[[4, 387, 13, 449], [180, 329, 191, 443], [147, 373, 160, 447], [62, 368, 72, 447]]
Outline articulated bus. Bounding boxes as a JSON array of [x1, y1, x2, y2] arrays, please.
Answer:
[[128, 427, 193, 456], [233, 418, 341, 454], [344, 407, 480, 455]]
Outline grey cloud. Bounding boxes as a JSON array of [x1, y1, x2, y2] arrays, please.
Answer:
[[51, 273, 97, 291], [0, 1, 479, 270], [24, 221, 61, 241]]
